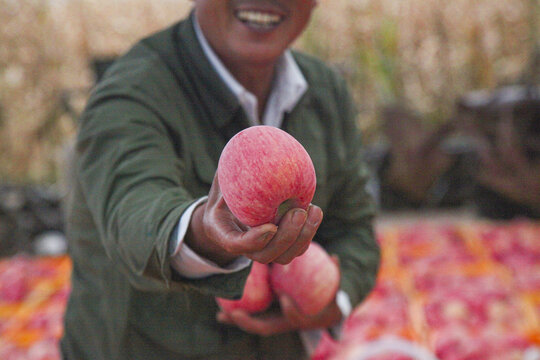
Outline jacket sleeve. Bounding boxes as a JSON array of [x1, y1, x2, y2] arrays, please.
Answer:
[[317, 75, 381, 308], [75, 90, 249, 299]]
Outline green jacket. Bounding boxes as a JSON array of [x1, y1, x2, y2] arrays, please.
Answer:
[[61, 12, 380, 360]]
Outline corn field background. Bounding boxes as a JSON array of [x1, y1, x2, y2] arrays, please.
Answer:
[[0, 0, 538, 184]]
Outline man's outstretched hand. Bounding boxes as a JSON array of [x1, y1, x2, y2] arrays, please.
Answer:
[[217, 295, 342, 336], [185, 174, 324, 267], [216, 256, 342, 336]]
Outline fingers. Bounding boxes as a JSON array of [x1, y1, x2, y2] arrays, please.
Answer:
[[202, 201, 319, 264], [217, 223, 278, 256], [204, 173, 278, 255], [248, 205, 323, 265], [217, 293, 342, 335], [247, 208, 305, 264], [206, 172, 323, 264], [272, 205, 323, 264]]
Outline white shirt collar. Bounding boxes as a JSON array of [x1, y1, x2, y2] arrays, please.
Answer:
[[193, 15, 307, 127]]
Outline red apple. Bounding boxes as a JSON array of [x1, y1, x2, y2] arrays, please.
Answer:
[[216, 262, 274, 314], [270, 242, 340, 316], [217, 125, 316, 227]]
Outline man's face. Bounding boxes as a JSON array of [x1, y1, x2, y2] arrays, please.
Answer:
[[194, 0, 317, 69]]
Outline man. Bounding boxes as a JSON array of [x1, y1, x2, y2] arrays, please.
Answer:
[[61, 0, 380, 359]]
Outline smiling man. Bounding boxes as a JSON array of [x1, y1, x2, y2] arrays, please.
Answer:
[[61, 1, 380, 359]]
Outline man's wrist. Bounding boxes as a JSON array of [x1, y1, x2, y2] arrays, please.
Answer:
[[185, 203, 238, 267]]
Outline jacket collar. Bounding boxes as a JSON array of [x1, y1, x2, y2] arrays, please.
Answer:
[[174, 11, 246, 130], [192, 14, 307, 127]]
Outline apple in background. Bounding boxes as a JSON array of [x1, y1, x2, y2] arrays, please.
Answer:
[[217, 125, 316, 227], [216, 262, 274, 314], [270, 242, 340, 316]]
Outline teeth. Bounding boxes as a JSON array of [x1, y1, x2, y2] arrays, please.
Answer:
[[236, 10, 282, 27]]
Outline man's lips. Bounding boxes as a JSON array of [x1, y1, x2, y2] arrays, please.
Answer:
[[234, 9, 285, 30]]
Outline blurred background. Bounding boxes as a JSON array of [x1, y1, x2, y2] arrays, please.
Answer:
[[0, 0, 538, 359], [0, 0, 537, 182]]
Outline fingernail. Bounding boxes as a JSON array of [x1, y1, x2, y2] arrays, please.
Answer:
[[293, 209, 307, 226], [308, 206, 322, 226]]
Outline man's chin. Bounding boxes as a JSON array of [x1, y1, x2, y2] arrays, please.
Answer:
[[232, 43, 286, 66]]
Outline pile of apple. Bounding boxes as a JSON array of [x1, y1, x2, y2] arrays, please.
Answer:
[[0, 256, 70, 360], [216, 126, 340, 316], [476, 222, 540, 292]]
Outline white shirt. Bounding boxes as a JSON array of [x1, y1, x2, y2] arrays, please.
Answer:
[[169, 16, 351, 349]]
